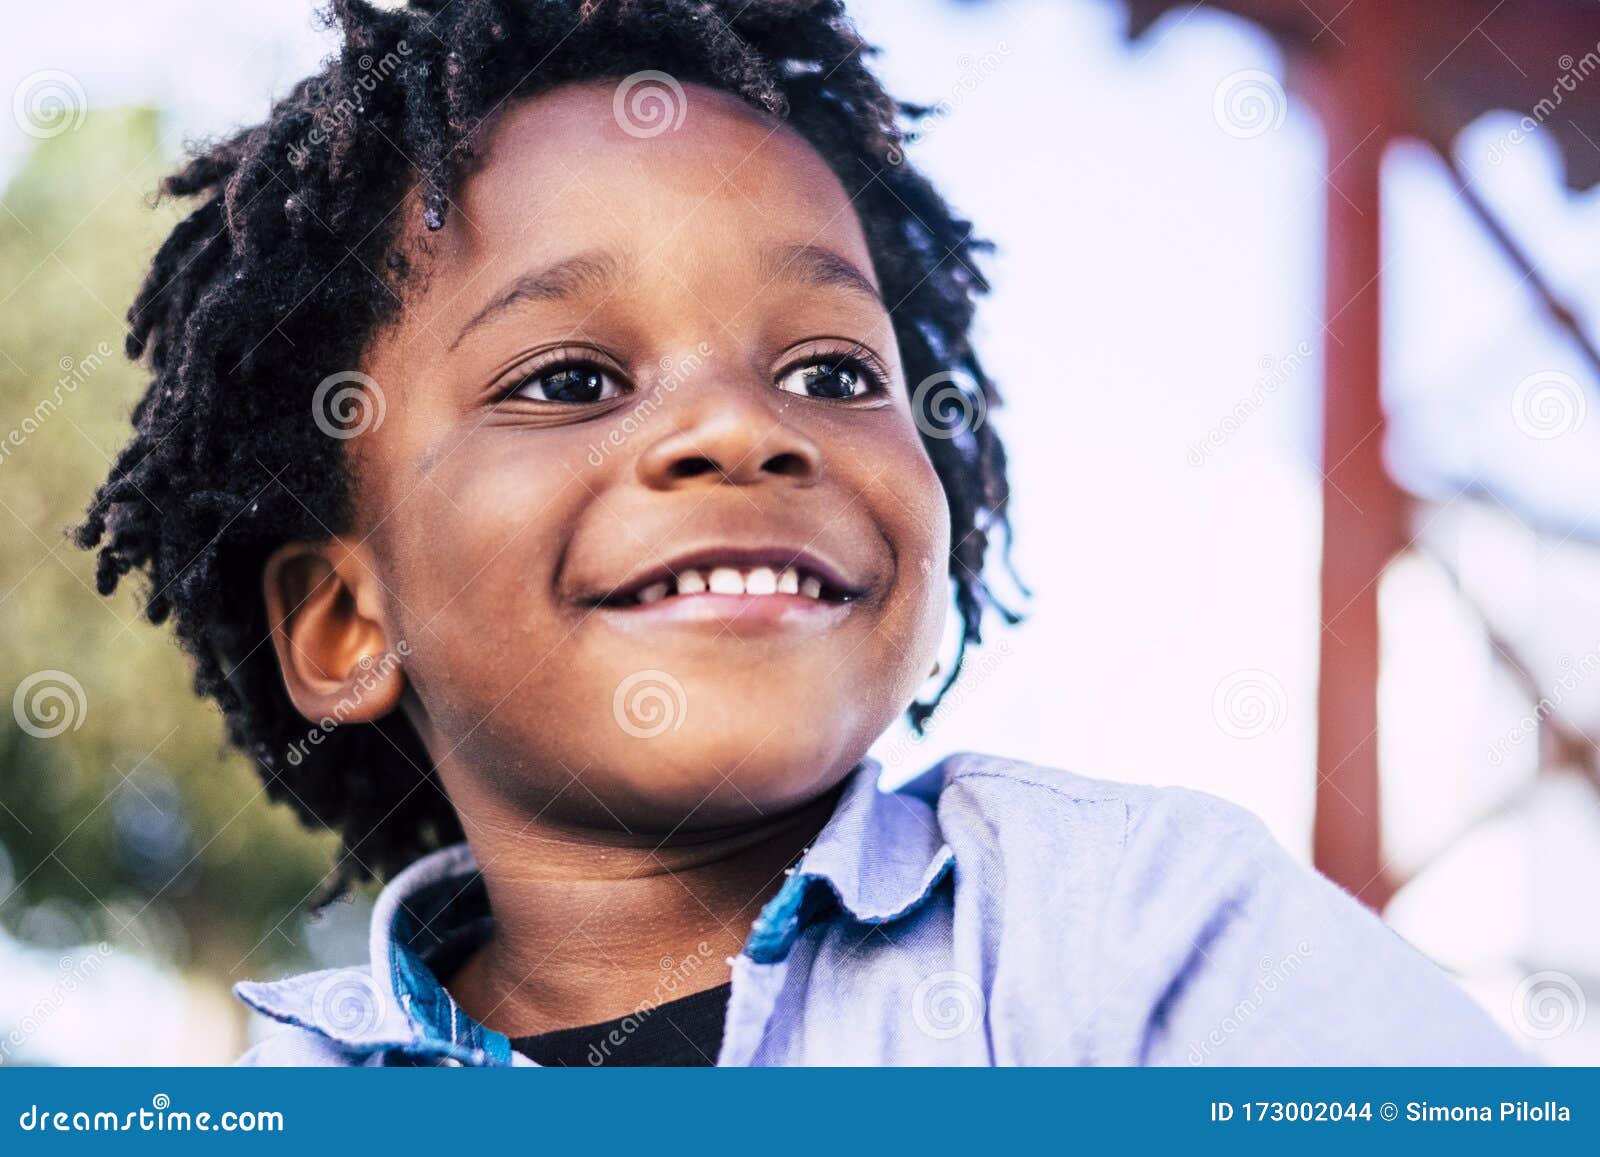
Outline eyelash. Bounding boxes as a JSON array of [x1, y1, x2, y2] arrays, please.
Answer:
[[494, 347, 627, 405], [492, 342, 892, 406], [774, 344, 892, 400]]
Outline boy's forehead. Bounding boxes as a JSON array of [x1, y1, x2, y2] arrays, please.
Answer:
[[431, 80, 873, 286]]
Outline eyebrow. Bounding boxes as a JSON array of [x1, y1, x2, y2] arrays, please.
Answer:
[[761, 243, 882, 304], [450, 249, 626, 351], [448, 242, 881, 352]]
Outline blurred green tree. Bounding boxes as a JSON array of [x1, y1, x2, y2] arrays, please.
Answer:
[[0, 108, 336, 982]]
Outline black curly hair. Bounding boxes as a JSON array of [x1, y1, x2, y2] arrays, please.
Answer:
[[77, 0, 1018, 895]]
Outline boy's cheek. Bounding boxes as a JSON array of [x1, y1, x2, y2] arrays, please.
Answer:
[[364, 411, 953, 818], [886, 436, 954, 609], [371, 448, 578, 607]]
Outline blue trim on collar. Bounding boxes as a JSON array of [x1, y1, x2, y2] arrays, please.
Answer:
[[744, 851, 954, 965], [743, 761, 957, 964], [387, 901, 513, 1065]]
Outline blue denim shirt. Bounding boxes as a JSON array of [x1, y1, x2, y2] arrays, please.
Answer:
[[235, 753, 1527, 1065]]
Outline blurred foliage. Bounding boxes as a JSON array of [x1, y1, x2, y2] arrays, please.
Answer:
[[0, 108, 336, 978]]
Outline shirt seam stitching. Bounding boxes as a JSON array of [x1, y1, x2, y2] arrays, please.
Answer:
[[944, 766, 1142, 808]]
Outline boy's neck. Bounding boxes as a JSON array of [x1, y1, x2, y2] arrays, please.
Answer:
[[444, 781, 844, 1039]]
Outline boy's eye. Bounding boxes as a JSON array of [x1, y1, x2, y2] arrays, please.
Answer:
[[777, 359, 874, 400], [507, 363, 623, 404]]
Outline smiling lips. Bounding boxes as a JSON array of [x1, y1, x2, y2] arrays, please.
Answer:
[[634, 565, 825, 605], [594, 549, 861, 610]]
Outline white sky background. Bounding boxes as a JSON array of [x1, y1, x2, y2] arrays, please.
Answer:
[[5, 0, 1600, 1061]]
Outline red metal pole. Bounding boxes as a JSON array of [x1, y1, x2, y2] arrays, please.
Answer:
[[1297, 30, 1407, 909]]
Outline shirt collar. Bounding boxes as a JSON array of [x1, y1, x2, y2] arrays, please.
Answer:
[[743, 759, 954, 962], [369, 842, 511, 1063], [235, 759, 953, 1056], [234, 840, 512, 1065]]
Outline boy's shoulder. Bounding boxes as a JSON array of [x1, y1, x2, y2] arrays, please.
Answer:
[[904, 751, 1319, 949], [913, 753, 1525, 1064], [909, 750, 1274, 861]]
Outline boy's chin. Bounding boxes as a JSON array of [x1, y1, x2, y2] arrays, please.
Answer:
[[586, 724, 872, 832]]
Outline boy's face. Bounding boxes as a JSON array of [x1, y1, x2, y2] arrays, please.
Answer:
[[340, 83, 948, 830]]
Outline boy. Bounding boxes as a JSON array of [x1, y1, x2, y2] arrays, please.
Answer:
[[80, 0, 1522, 1065]]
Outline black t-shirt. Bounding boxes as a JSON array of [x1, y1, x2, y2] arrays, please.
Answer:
[[510, 982, 733, 1067], [415, 876, 733, 1066]]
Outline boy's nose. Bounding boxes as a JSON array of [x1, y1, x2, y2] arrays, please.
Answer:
[[635, 390, 824, 490]]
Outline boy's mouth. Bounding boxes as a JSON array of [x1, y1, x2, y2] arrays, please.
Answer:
[[585, 548, 863, 610]]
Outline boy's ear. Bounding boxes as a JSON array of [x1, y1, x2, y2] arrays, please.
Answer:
[[262, 538, 406, 725]]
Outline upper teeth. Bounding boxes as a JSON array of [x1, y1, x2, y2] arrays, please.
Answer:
[[633, 566, 824, 604]]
